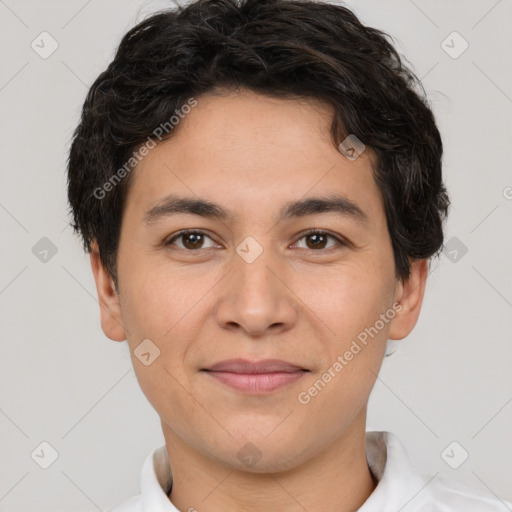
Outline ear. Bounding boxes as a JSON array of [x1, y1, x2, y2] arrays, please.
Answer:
[[89, 242, 127, 342], [388, 259, 428, 340]]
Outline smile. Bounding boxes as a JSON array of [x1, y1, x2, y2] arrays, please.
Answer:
[[202, 369, 308, 393]]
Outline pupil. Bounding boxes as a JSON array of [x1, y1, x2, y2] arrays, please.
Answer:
[[308, 233, 326, 249], [185, 233, 202, 249]]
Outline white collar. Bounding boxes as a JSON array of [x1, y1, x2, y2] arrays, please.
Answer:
[[111, 431, 510, 511], [361, 431, 433, 511]]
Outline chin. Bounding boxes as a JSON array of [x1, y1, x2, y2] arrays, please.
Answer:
[[212, 435, 312, 474], [227, 452, 304, 474]]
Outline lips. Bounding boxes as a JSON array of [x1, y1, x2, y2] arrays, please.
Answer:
[[204, 358, 307, 373], [202, 358, 309, 393]]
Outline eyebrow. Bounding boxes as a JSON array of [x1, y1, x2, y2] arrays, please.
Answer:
[[143, 193, 368, 226]]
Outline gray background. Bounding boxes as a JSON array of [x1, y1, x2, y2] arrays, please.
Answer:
[[0, 0, 511, 510]]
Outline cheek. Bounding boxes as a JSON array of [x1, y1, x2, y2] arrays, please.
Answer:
[[118, 260, 222, 406], [299, 258, 395, 416], [119, 266, 207, 428], [295, 259, 395, 347], [118, 256, 212, 338]]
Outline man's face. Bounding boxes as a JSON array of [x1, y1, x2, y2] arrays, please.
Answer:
[[93, 88, 424, 472]]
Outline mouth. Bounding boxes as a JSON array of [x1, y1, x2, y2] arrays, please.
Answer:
[[201, 358, 310, 394]]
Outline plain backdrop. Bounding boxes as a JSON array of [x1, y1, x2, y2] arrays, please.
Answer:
[[0, 0, 511, 510]]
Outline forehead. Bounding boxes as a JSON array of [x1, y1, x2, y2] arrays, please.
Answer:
[[124, 89, 384, 223]]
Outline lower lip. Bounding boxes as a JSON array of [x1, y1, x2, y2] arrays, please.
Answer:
[[204, 370, 306, 393]]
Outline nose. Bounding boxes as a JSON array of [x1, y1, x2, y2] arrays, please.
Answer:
[[214, 245, 298, 337]]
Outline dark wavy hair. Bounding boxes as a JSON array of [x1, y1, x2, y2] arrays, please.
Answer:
[[67, 0, 449, 287]]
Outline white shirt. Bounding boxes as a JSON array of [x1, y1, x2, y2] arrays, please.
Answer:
[[108, 431, 511, 511]]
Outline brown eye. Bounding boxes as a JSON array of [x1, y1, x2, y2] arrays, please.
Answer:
[[166, 230, 216, 250], [305, 232, 328, 249], [181, 232, 204, 250], [294, 230, 345, 251]]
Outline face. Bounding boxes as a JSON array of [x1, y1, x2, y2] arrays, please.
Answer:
[[91, 88, 426, 473]]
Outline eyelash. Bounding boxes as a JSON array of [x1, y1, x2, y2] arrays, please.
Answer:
[[165, 228, 347, 253]]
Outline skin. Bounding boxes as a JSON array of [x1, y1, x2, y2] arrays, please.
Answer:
[[90, 87, 427, 512]]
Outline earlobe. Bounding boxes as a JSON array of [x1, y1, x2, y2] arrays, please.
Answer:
[[388, 259, 428, 341], [89, 243, 127, 342]]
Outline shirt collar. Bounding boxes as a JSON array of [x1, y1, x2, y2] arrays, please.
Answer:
[[359, 431, 434, 511], [140, 443, 176, 511]]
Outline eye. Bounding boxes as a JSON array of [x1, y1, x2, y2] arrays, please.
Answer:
[[165, 229, 347, 252], [292, 230, 346, 251], [165, 229, 217, 250]]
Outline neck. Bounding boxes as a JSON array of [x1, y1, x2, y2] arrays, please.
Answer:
[[163, 411, 376, 512]]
